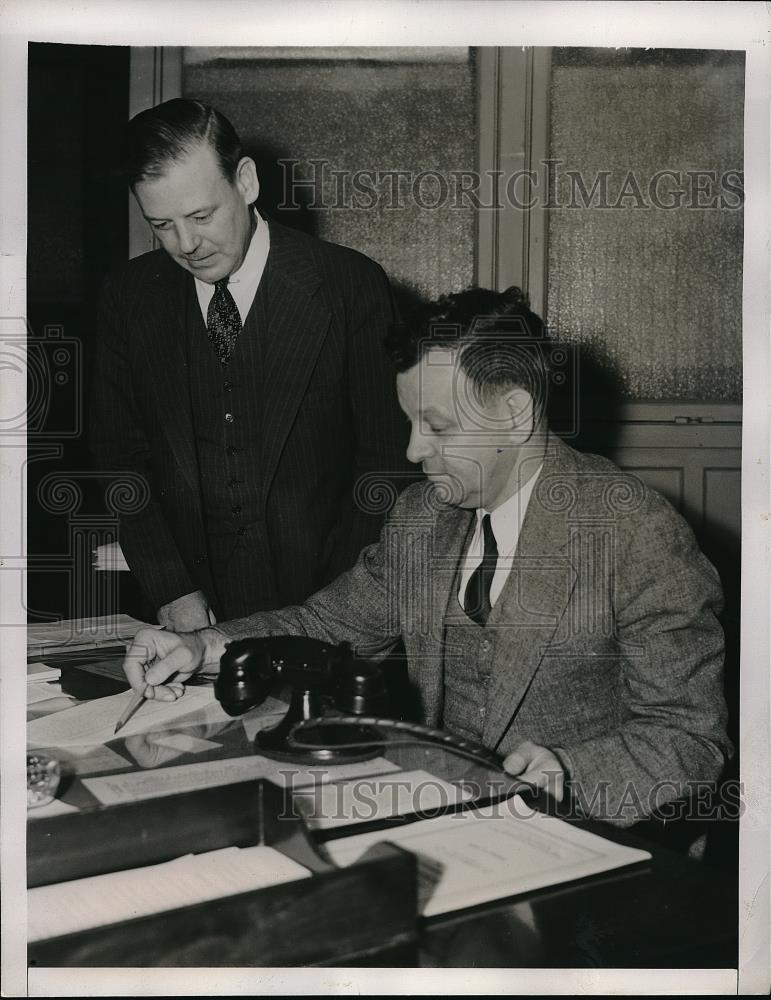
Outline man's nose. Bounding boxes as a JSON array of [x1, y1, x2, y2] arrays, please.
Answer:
[[176, 223, 201, 255], [406, 426, 434, 465]]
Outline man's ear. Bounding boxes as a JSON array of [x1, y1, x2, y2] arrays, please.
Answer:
[[235, 157, 260, 204], [504, 387, 535, 431]]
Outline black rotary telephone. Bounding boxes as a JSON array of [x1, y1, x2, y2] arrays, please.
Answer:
[[213, 635, 505, 770]]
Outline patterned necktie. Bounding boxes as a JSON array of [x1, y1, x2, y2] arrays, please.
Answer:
[[464, 514, 499, 625], [206, 278, 242, 365]]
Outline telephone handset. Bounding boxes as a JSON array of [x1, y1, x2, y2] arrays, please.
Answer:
[[214, 635, 506, 770]]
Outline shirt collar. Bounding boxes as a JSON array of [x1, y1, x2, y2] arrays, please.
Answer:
[[225, 209, 269, 285], [477, 462, 543, 556]]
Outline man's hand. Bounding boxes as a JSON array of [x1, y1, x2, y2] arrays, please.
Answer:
[[502, 740, 565, 802], [157, 590, 216, 632], [122, 627, 217, 702]]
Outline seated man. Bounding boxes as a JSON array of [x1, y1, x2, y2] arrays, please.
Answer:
[[122, 287, 731, 825]]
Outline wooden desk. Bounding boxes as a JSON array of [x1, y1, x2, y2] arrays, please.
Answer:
[[27, 653, 737, 969]]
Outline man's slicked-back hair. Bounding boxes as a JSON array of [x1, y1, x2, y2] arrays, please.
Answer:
[[125, 98, 243, 188], [386, 286, 550, 425]]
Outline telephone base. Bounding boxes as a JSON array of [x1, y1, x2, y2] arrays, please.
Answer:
[[255, 721, 383, 765]]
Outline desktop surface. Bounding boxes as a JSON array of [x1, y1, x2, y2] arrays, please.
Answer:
[[26, 651, 738, 969]]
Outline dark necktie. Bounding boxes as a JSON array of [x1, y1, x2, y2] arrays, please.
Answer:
[[206, 278, 242, 365], [464, 513, 499, 625]]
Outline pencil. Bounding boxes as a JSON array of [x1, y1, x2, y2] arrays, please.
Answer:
[[114, 687, 147, 735]]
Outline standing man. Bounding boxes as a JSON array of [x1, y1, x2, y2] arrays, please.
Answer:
[[92, 98, 410, 629]]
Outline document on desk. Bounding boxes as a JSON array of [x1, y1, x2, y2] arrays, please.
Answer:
[[27, 681, 68, 705], [82, 754, 399, 805], [27, 685, 230, 748], [295, 769, 471, 831], [324, 797, 651, 916], [27, 614, 159, 656], [28, 845, 310, 943], [27, 662, 61, 681]]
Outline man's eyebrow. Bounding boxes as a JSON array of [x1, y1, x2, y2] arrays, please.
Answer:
[[144, 206, 215, 222]]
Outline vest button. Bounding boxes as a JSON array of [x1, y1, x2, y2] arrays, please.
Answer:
[[226, 446, 238, 456], [223, 381, 233, 392], [237, 527, 246, 536], [228, 478, 241, 488], [225, 412, 234, 423], [231, 505, 242, 516]]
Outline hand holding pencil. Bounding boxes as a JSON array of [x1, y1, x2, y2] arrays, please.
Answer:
[[120, 626, 227, 706]]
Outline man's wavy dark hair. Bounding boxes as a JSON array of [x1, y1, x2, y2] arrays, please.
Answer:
[[125, 98, 242, 189], [386, 286, 550, 424]]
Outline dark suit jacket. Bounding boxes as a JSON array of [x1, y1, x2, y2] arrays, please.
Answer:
[[91, 220, 410, 616], [220, 436, 731, 825]]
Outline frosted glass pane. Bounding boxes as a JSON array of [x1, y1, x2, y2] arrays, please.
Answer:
[[547, 49, 744, 401], [182, 48, 476, 301]]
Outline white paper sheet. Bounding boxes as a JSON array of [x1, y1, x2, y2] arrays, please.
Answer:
[[265, 756, 400, 790], [28, 845, 310, 942], [27, 662, 61, 681], [240, 711, 287, 742], [147, 733, 222, 754], [294, 768, 470, 830], [325, 797, 652, 916], [27, 685, 230, 748], [81, 754, 399, 805], [27, 682, 68, 705]]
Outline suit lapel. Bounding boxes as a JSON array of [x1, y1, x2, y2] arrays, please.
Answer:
[[140, 256, 201, 494], [259, 222, 332, 502], [482, 438, 580, 750], [405, 497, 474, 727]]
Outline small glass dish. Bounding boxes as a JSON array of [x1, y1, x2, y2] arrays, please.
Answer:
[[27, 752, 61, 808]]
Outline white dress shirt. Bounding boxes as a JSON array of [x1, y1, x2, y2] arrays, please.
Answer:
[[194, 210, 271, 324], [458, 463, 543, 612]]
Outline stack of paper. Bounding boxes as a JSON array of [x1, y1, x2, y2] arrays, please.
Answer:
[[28, 662, 61, 682], [27, 615, 158, 657], [27, 662, 67, 705], [28, 845, 310, 942]]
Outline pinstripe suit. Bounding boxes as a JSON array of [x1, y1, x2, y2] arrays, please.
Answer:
[[219, 436, 730, 824], [91, 220, 410, 619]]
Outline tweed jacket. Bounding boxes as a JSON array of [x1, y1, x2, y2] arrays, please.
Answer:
[[91, 220, 409, 615], [220, 436, 730, 824]]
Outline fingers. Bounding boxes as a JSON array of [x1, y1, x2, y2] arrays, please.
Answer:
[[501, 749, 527, 777], [123, 630, 160, 693], [519, 763, 565, 802], [501, 739, 539, 776], [144, 641, 197, 687], [145, 682, 185, 702], [122, 628, 202, 699], [502, 740, 565, 802]]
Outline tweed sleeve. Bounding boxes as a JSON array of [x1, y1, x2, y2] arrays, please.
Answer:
[[554, 491, 731, 827], [215, 484, 421, 657]]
